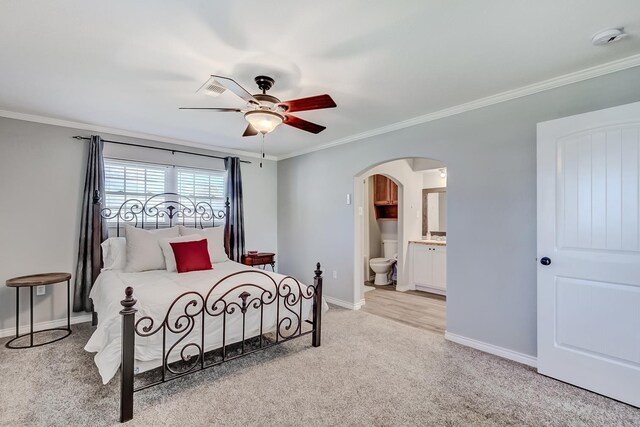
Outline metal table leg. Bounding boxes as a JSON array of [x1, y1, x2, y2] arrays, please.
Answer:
[[30, 286, 34, 347], [67, 279, 70, 331], [15, 288, 19, 340], [6, 282, 72, 349]]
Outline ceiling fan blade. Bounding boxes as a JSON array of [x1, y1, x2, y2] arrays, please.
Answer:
[[283, 115, 326, 134], [242, 123, 259, 137], [279, 94, 336, 113], [179, 107, 242, 112], [210, 75, 258, 104]]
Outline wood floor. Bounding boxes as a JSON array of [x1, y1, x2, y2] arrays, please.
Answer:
[[361, 283, 446, 334]]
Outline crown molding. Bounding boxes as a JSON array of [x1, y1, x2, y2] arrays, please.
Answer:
[[3, 53, 640, 162], [279, 53, 640, 160], [0, 109, 278, 162]]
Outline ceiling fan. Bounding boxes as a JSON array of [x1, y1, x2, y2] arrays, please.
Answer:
[[180, 75, 337, 137]]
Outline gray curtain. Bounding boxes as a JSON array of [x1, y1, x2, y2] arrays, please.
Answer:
[[73, 135, 107, 312], [224, 156, 245, 261]]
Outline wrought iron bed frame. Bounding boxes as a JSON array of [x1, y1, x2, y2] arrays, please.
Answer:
[[90, 192, 323, 423]]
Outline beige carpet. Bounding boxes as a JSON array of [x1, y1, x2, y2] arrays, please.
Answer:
[[1, 307, 639, 426]]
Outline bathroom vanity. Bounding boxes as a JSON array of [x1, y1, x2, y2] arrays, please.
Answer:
[[409, 241, 446, 295]]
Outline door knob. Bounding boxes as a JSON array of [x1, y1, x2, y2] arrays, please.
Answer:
[[540, 257, 551, 266]]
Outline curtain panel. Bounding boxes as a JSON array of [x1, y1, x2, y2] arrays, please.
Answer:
[[73, 135, 107, 312], [224, 156, 245, 261]]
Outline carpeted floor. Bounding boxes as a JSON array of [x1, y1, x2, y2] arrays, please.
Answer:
[[1, 307, 639, 427]]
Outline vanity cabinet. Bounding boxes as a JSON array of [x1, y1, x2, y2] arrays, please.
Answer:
[[373, 175, 398, 219], [411, 243, 446, 295]]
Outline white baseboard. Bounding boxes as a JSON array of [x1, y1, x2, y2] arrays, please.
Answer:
[[445, 331, 537, 368], [0, 314, 92, 339], [324, 295, 365, 310]]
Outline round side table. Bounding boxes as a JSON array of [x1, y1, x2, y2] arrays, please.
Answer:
[[5, 272, 72, 349]]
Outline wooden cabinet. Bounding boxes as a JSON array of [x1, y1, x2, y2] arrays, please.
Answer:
[[373, 175, 398, 205], [411, 243, 446, 295], [373, 174, 398, 219]]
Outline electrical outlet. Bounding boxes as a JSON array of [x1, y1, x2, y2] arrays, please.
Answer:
[[36, 285, 45, 296], [332, 270, 337, 279]]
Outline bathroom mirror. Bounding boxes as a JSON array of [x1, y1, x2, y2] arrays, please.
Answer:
[[422, 188, 447, 236]]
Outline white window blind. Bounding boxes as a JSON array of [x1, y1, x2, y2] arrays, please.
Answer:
[[176, 167, 226, 214], [104, 158, 225, 224]]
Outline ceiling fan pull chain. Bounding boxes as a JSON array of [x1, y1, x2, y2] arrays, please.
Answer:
[[260, 134, 265, 168]]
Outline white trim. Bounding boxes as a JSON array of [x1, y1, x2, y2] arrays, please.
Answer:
[[0, 314, 92, 339], [0, 109, 277, 161], [445, 331, 537, 368], [324, 295, 365, 310], [279, 53, 640, 160]]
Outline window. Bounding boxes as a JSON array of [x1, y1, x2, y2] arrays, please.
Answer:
[[104, 158, 226, 224], [176, 167, 226, 213]]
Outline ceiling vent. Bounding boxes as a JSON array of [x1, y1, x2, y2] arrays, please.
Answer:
[[591, 28, 628, 46], [196, 76, 227, 97]]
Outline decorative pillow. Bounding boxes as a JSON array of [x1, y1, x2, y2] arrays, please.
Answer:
[[170, 239, 212, 273], [101, 237, 127, 271], [124, 226, 179, 272], [179, 225, 228, 263], [159, 234, 203, 273]]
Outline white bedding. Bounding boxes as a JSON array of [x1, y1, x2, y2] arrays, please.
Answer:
[[85, 261, 327, 384]]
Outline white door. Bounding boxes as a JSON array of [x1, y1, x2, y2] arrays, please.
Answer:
[[537, 101, 640, 407], [432, 247, 447, 291], [412, 244, 433, 287]]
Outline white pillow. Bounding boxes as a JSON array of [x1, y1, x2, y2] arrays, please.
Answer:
[[101, 237, 127, 271], [159, 234, 204, 272], [124, 226, 179, 272], [179, 225, 228, 263]]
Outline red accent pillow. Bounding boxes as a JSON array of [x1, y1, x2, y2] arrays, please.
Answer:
[[170, 239, 212, 273]]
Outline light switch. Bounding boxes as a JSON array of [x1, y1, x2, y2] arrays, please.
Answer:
[[346, 193, 351, 205]]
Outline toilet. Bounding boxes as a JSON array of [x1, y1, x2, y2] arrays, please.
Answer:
[[369, 240, 398, 285]]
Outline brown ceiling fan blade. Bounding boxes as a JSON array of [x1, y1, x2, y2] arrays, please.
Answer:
[[279, 94, 336, 112], [210, 75, 258, 104], [242, 123, 259, 137], [179, 107, 242, 112], [284, 115, 326, 134]]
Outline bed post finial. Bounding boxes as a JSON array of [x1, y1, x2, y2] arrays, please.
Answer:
[[312, 262, 323, 347], [120, 286, 137, 422]]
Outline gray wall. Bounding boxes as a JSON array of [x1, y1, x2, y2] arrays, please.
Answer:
[[277, 66, 640, 357], [0, 117, 277, 333]]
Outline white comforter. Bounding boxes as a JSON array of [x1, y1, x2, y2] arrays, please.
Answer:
[[85, 261, 326, 384]]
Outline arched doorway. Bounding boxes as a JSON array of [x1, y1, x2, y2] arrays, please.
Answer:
[[353, 157, 447, 331]]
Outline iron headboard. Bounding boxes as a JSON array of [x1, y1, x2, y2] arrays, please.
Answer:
[[99, 192, 228, 235], [91, 191, 231, 283]]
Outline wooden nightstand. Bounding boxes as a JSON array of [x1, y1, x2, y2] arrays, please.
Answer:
[[241, 253, 276, 271]]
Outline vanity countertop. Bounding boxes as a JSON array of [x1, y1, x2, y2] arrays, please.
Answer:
[[410, 240, 447, 246]]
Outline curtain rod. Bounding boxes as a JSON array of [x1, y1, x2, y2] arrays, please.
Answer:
[[72, 136, 251, 164]]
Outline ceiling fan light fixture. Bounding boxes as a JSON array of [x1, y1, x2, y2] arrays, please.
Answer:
[[244, 110, 283, 134]]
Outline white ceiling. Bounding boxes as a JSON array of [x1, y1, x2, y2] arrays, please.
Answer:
[[1, 1, 640, 158]]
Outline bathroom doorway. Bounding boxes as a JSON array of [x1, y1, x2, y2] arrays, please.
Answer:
[[353, 158, 448, 334]]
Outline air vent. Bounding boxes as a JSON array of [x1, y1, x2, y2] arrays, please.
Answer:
[[196, 76, 226, 97], [592, 28, 627, 46]]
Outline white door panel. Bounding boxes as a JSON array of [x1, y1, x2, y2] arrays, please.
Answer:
[[538, 101, 640, 407], [432, 247, 447, 290]]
